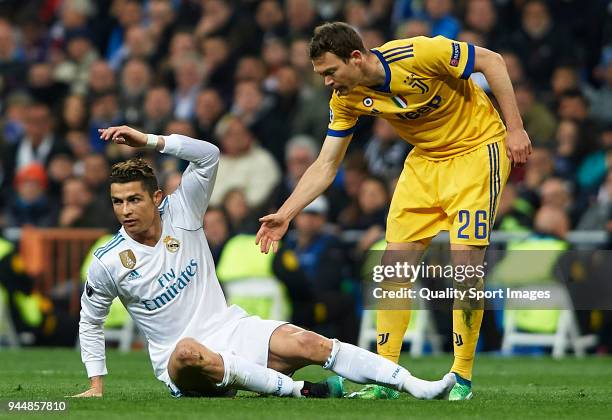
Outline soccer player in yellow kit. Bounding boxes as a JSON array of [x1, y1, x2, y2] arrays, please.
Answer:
[[256, 22, 531, 400]]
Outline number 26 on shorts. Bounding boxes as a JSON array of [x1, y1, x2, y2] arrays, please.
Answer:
[[457, 210, 488, 240]]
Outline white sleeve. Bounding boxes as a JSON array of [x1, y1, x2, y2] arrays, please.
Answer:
[[79, 257, 117, 378], [160, 134, 220, 230]]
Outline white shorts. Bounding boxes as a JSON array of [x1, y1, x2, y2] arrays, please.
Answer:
[[165, 314, 287, 397]]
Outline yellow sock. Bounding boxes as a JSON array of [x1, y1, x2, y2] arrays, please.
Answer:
[[450, 274, 485, 382], [450, 309, 483, 381], [375, 280, 412, 363], [376, 309, 411, 363]]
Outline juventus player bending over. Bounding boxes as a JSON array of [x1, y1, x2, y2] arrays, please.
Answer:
[[73, 125, 455, 399]]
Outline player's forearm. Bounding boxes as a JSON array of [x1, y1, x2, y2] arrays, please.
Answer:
[[476, 50, 524, 131], [159, 134, 220, 164], [277, 159, 337, 220], [79, 318, 108, 378]]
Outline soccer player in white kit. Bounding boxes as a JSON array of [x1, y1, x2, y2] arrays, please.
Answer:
[[73, 125, 455, 399]]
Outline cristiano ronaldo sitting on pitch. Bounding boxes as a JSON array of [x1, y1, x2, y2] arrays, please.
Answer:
[[72, 125, 455, 399]]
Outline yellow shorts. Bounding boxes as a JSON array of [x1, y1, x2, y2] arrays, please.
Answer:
[[386, 140, 511, 246]]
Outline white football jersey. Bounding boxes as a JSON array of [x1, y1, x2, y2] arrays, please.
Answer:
[[79, 134, 247, 389]]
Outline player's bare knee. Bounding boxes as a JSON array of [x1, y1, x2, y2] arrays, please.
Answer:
[[296, 331, 333, 363], [174, 337, 208, 368]]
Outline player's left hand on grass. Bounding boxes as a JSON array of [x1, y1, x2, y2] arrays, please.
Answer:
[[98, 125, 147, 148], [505, 128, 532, 166]]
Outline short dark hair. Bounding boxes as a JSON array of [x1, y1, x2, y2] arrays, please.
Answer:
[[309, 22, 366, 61], [110, 158, 159, 196]]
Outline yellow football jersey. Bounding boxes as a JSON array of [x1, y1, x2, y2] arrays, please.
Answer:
[[327, 36, 506, 160]]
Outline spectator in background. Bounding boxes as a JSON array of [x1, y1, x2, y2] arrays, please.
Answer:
[[53, 29, 98, 95], [119, 58, 152, 126], [27, 62, 68, 107], [195, 0, 258, 55], [172, 54, 205, 120], [364, 119, 410, 184], [59, 94, 88, 134], [463, 0, 504, 49], [396, 18, 432, 39], [254, 0, 288, 45], [500, 50, 525, 85], [339, 175, 389, 232], [0, 18, 27, 96], [200, 36, 235, 97], [285, 0, 319, 39], [234, 56, 268, 85], [417, 0, 461, 39], [515, 81, 557, 149], [82, 153, 109, 204], [47, 154, 74, 203], [4, 163, 58, 228], [505, 0, 575, 92], [86, 60, 116, 100], [231, 80, 289, 164], [326, 152, 369, 223], [88, 90, 123, 152], [1, 93, 30, 145], [585, 60, 612, 125], [273, 196, 358, 343], [222, 188, 259, 234], [193, 88, 226, 143], [161, 170, 182, 195], [553, 119, 580, 181], [273, 64, 328, 140], [108, 25, 155, 70], [106, 0, 143, 63], [344, 1, 371, 34], [576, 125, 612, 198], [272, 135, 319, 210], [209, 116, 281, 209], [578, 169, 612, 231], [540, 177, 579, 226], [557, 90, 600, 161], [57, 176, 117, 230], [2, 102, 69, 190], [204, 206, 232, 263], [142, 86, 174, 135], [65, 130, 91, 176], [548, 65, 580, 108]]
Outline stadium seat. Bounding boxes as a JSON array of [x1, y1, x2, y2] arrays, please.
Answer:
[[216, 235, 290, 321], [0, 287, 20, 348], [358, 299, 443, 357], [501, 284, 598, 358]]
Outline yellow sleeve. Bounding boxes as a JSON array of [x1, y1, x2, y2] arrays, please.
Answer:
[[410, 36, 475, 80], [327, 91, 359, 138]]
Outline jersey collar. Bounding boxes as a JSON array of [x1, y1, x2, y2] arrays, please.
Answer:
[[369, 50, 391, 93]]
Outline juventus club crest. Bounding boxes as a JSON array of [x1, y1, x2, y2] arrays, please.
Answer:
[[164, 235, 180, 253], [119, 249, 137, 269]]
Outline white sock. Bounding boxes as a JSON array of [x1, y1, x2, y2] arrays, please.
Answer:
[[324, 339, 452, 399], [217, 352, 303, 397]]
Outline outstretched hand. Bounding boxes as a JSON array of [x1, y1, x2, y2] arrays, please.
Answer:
[[98, 125, 147, 148], [255, 213, 290, 254]]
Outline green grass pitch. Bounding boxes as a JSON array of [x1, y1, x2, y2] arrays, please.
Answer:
[[1, 349, 610, 419]]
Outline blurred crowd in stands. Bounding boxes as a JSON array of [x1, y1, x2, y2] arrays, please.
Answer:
[[1, 0, 611, 349]]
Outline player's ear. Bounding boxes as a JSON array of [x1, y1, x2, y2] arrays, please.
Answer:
[[350, 50, 364, 65], [153, 189, 163, 207]]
